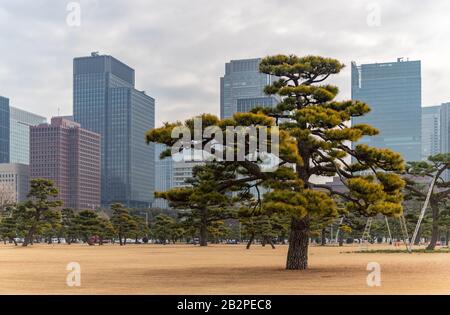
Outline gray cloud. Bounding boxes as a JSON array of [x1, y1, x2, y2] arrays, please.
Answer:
[[0, 0, 449, 127]]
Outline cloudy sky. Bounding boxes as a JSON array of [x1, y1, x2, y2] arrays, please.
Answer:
[[0, 0, 449, 127]]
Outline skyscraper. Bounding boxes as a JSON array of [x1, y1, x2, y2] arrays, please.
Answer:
[[421, 106, 441, 160], [441, 103, 450, 154], [220, 58, 278, 119], [0, 96, 10, 163], [351, 59, 422, 162], [30, 117, 101, 210], [152, 144, 174, 209], [9, 107, 46, 164], [440, 103, 450, 180], [73, 53, 155, 208]]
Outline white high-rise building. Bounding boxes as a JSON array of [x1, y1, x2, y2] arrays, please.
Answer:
[[0, 163, 29, 203]]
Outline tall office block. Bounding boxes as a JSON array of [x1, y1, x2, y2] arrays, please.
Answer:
[[220, 58, 278, 119], [152, 144, 174, 209], [73, 53, 155, 208], [0, 96, 10, 163], [441, 103, 450, 180], [351, 59, 422, 162], [10, 107, 46, 164], [173, 160, 204, 188], [441, 103, 450, 154], [0, 163, 29, 203], [421, 106, 441, 160], [30, 117, 101, 210]]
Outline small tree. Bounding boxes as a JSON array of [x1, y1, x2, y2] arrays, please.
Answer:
[[74, 210, 101, 245], [41, 210, 62, 244], [110, 203, 135, 245], [0, 212, 19, 245], [97, 217, 116, 245], [152, 214, 186, 244], [156, 164, 237, 246], [403, 153, 450, 250], [152, 214, 179, 244], [208, 220, 231, 244], [18, 179, 62, 247], [129, 215, 150, 244], [61, 208, 77, 244]]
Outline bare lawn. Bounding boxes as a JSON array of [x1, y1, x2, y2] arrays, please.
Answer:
[[0, 244, 449, 294]]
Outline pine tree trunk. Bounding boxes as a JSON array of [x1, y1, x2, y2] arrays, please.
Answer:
[[23, 225, 37, 247], [246, 233, 254, 249], [338, 234, 344, 247], [199, 209, 208, 247], [414, 226, 421, 245], [321, 228, 326, 246], [286, 217, 310, 270], [426, 202, 440, 250], [269, 239, 276, 249]]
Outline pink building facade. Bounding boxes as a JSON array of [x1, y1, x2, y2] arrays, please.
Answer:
[[30, 117, 101, 210]]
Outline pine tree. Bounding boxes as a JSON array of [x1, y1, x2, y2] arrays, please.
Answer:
[[74, 210, 101, 245], [129, 215, 150, 244], [156, 164, 238, 246], [110, 203, 135, 246], [0, 216, 19, 245], [152, 214, 179, 244], [97, 217, 116, 245], [147, 55, 405, 270], [61, 208, 77, 244], [403, 153, 450, 249], [18, 179, 63, 247]]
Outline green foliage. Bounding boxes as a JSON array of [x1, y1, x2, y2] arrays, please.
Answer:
[[17, 179, 63, 246], [0, 215, 19, 245], [403, 153, 450, 249], [61, 208, 77, 244], [146, 54, 408, 269], [152, 214, 183, 244], [73, 210, 101, 245], [110, 203, 136, 245], [156, 163, 239, 246]]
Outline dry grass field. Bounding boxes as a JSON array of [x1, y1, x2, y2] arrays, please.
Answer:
[[0, 243, 449, 295]]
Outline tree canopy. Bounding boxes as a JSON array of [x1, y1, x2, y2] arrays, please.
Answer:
[[147, 54, 406, 269]]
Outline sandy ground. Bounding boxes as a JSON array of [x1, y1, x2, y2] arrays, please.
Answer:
[[0, 243, 449, 295]]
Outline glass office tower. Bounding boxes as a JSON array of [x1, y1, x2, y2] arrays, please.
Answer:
[[351, 59, 422, 162], [220, 58, 278, 119], [10, 107, 46, 164], [73, 53, 155, 208], [421, 106, 441, 161], [441, 103, 450, 181], [0, 96, 10, 163], [152, 143, 174, 209]]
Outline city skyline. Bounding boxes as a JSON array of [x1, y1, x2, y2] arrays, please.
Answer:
[[1, 1, 450, 127]]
